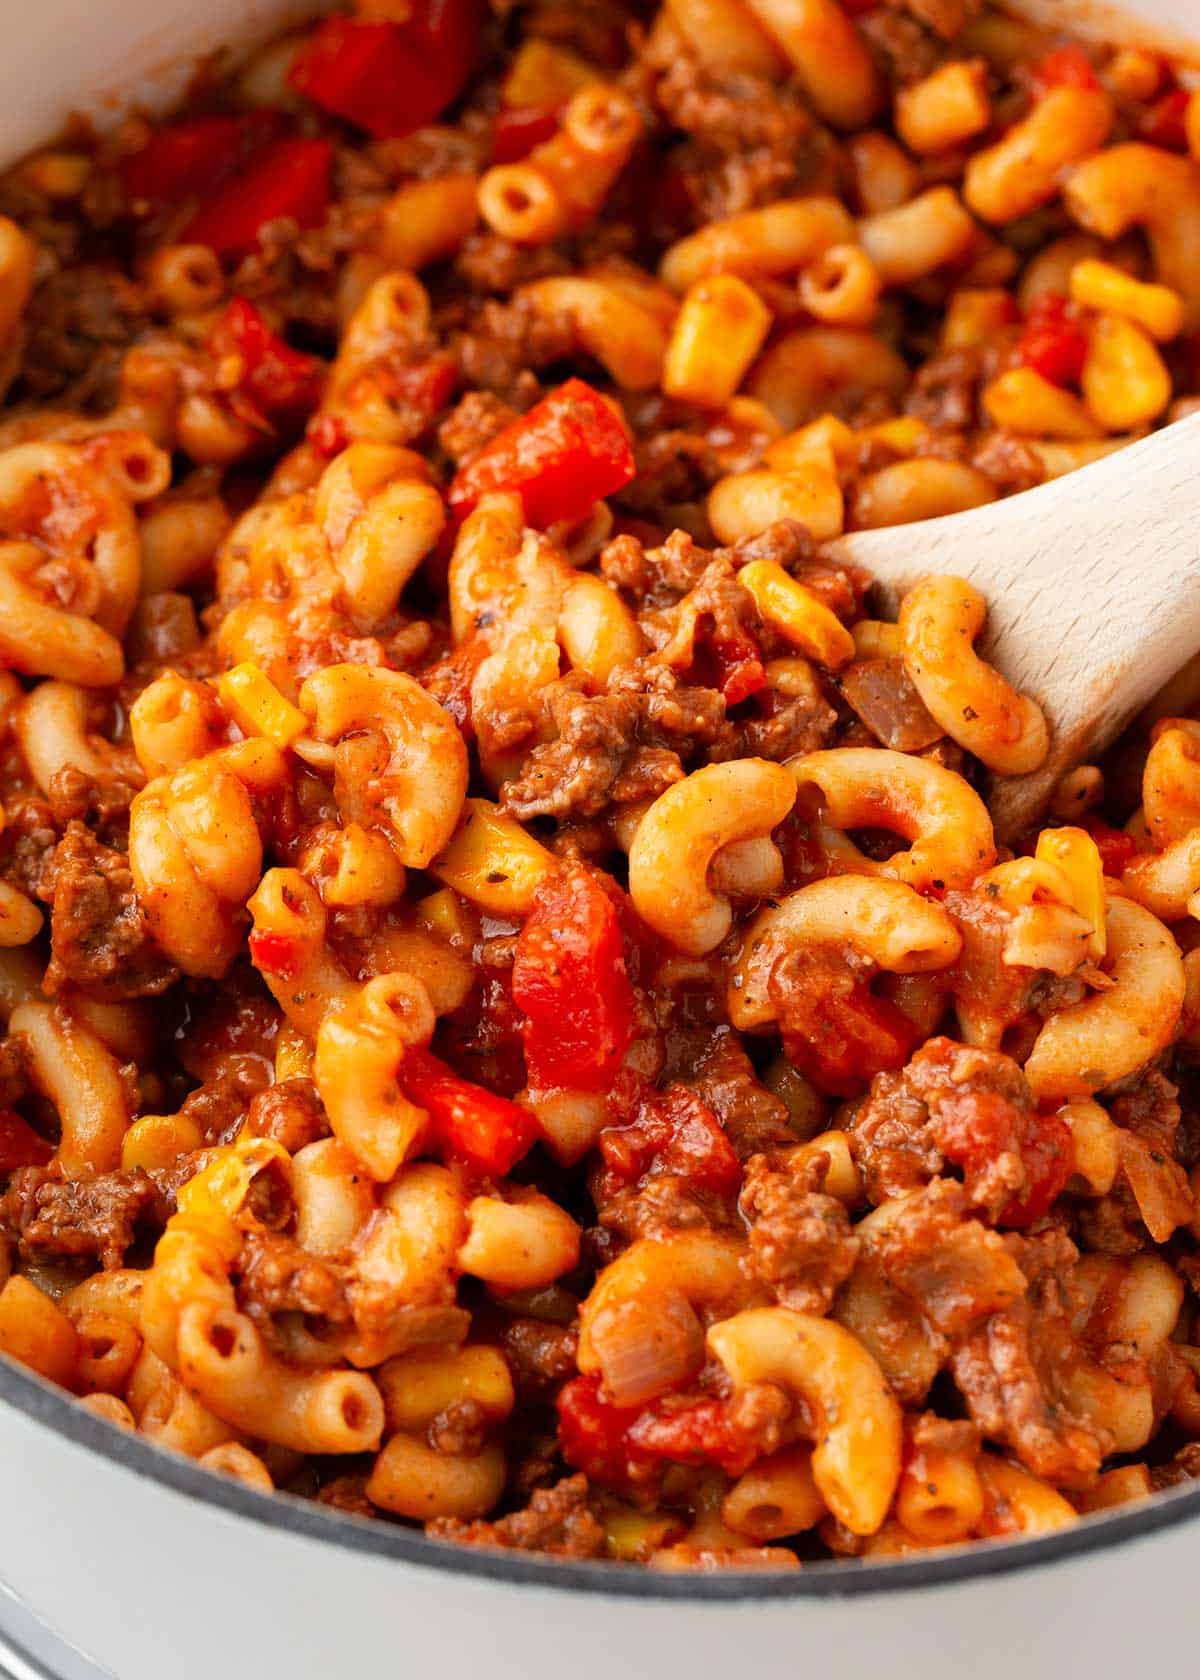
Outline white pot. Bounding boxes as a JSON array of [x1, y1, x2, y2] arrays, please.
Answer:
[[1, 1368, 1199, 1680], [0, 1368, 1198, 1679], [0, 1, 1197, 1674]]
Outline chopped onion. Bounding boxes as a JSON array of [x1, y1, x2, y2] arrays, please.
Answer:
[[591, 1291, 704, 1408]]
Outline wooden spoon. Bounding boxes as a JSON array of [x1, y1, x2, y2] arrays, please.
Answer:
[[824, 412, 1200, 842]]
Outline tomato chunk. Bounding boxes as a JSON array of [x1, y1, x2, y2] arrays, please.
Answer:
[[402, 1046, 537, 1176], [936, 1086, 1075, 1227], [248, 928, 302, 982], [373, 354, 459, 426], [627, 1396, 760, 1479], [596, 1082, 741, 1200], [491, 105, 560, 163], [120, 113, 283, 207], [447, 378, 636, 528], [1081, 817, 1139, 876], [289, 1, 478, 140], [557, 1375, 647, 1487], [718, 656, 768, 706], [1018, 294, 1088, 388], [207, 297, 325, 426], [1033, 44, 1099, 91], [997, 1106, 1075, 1227], [791, 989, 917, 1097], [557, 1376, 762, 1487], [775, 951, 920, 1097], [307, 412, 350, 458], [691, 624, 767, 706], [0, 1109, 52, 1171], [185, 137, 333, 256], [513, 864, 635, 1095], [1139, 88, 1190, 150]]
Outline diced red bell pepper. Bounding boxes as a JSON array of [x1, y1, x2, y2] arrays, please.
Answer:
[[1081, 817, 1139, 877], [288, 0, 479, 140], [185, 137, 333, 256], [207, 296, 325, 425], [248, 928, 302, 982], [447, 378, 636, 529], [402, 1045, 537, 1176], [0, 1109, 53, 1171], [596, 1083, 742, 1200], [1033, 44, 1099, 92], [120, 112, 284, 208], [491, 105, 561, 164], [513, 864, 635, 1095], [936, 1085, 1075, 1227], [1018, 293, 1089, 389], [1139, 87, 1190, 150]]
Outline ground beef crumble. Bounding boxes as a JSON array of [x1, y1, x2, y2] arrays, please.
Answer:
[[849, 1037, 1036, 1217], [437, 389, 520, 465], [688, 1033, 796, 1161], [740, 1152, 860, 1313], [864, 1179, 1026, 1337], [0, 1166, 168, 1270], [952, 1294, 1110, 1486], [429, 1399, 493, 1457], [179, 1056, 274, 1147], [500, 1318, 579, 1400], [43, 822, 178, 999], [241, 1077, 331, 1154], [451, 295, 575, 403], [500, 665, 727, 822], [500, 681, 682, 822], [859, 8, 947, 81], [883, 0, 981, 40], [427, 1474, 607, 1558], [904, 348, 982, 431], [236, 1230, 351, 1326]]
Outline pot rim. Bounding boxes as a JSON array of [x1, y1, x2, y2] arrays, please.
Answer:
[[3, 1351, 1199, 1600]]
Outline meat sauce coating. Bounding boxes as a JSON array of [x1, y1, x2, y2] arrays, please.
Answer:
[[0, 0, 1198, 1569]]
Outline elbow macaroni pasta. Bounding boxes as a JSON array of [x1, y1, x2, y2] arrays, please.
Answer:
[[791, 748, 996, 890], [628, 761, 796, 954], [899, 577, 1049, 776], [707, 1306, 902, 1536]]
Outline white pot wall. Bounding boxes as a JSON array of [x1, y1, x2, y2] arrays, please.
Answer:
[[0, 0, 1193, 163], [0, 1382, 1198, 1680], [0, 0, 325, 163]]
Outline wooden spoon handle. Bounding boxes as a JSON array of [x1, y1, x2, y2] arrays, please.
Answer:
[[827, 412, 1200, 841]]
